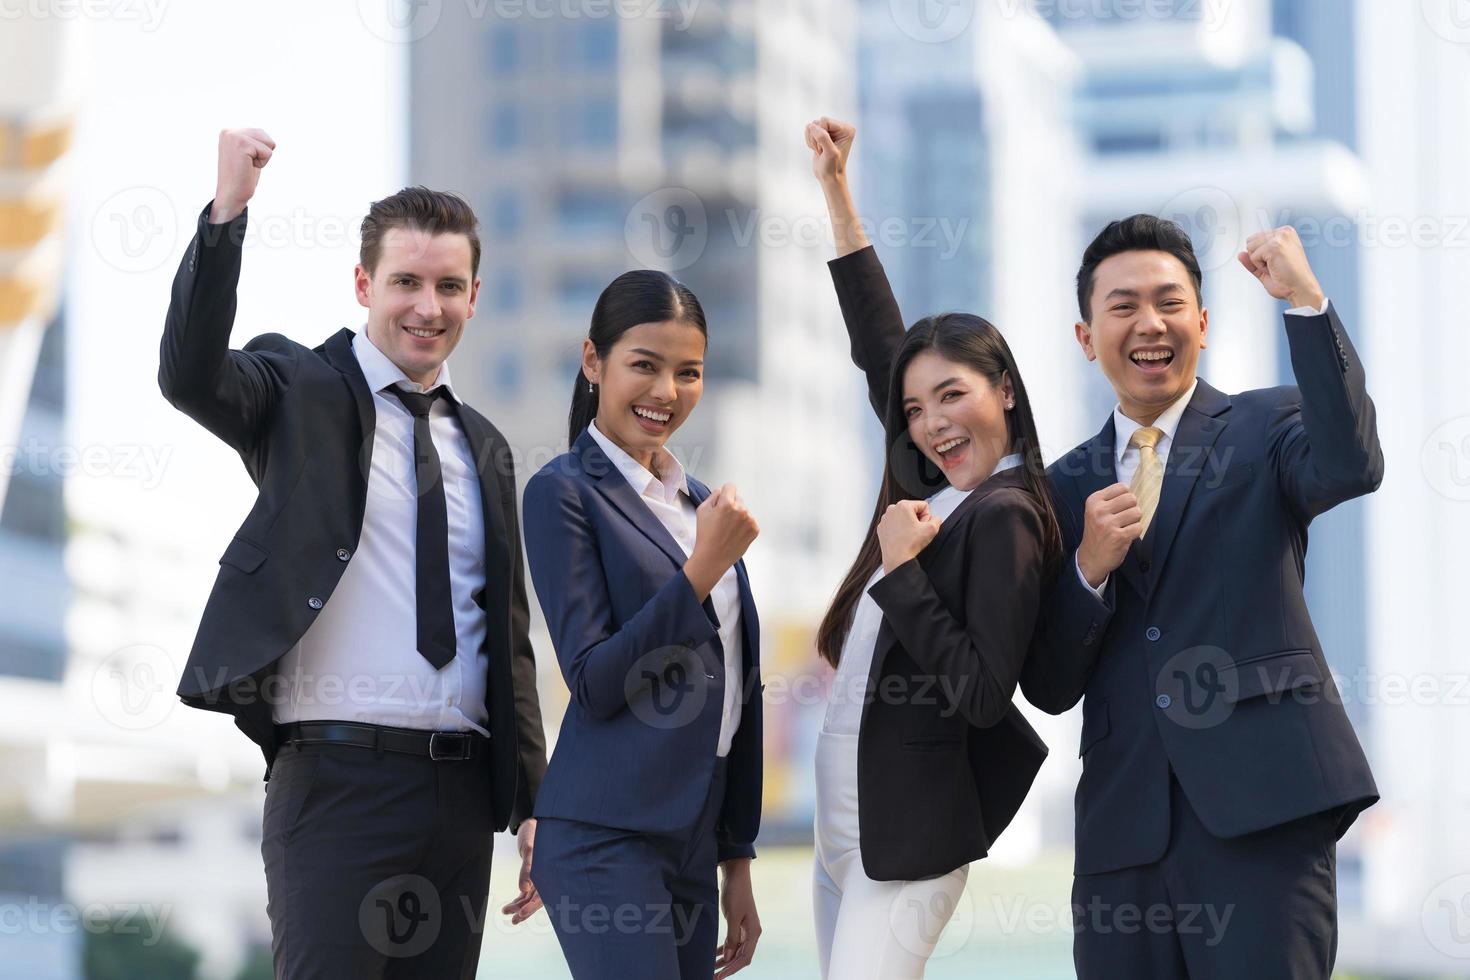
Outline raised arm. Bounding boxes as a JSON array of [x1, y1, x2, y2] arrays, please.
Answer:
[[807, 118, 907, 423], [1237, 227, 1384, 519], [158, 128, 296, 457]]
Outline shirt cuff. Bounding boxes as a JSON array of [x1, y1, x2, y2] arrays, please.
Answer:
[[1075, 551, 1107, 598], [1285, 296, 1330, 317]]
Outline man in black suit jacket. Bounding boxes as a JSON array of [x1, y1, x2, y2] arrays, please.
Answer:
[[159, 128, 548, 979], [1022, 215, 1382, 977]]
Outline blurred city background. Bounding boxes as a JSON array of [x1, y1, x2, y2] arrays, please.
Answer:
[[1, 0, 1467, 976]]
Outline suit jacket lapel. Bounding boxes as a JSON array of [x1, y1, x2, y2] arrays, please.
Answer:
[[576, 429, 691, 572], [322, 329, 376, 522], [1144, 380, 1231, 586], [455, 406, 512, 611]]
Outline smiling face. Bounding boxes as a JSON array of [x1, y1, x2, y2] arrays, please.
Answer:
[[901, 350, 1014, 492], [583, 319, 706, 468], [1077, 249, 1208, 424], [356, 226, 479, 387]]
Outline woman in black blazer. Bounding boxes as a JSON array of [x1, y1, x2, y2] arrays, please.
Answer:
[[804, 118, 1061, 978]]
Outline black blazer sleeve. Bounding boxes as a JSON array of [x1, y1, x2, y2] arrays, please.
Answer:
[[828, 245, 907, 422], [1269, 304, 1385, 520], [499, 441, 548, 831], [158, 202, 298, 457], [866, 489, 1048, 729]]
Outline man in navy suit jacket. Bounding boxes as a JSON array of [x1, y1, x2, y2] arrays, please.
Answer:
[[1023, 216, 1382, 977]]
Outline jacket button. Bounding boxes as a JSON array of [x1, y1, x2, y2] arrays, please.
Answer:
[[307, 597, 324, 610], [1155, 694, 1172, 709], [1146, 626, 1161, 641], [1139, 559, 1152, 573], [336, 548, 350, 561]]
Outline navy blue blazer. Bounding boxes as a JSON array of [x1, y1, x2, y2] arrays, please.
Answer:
[[1022, 304, 1383, 876], [521, 429, 762, 861]]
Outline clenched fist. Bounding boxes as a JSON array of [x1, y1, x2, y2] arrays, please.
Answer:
[[805, 116, 855, 185], [1076, 484, 1143, 589], [877, 499, 941, 573], [684, 484, 759, 601], [1237, 226, 1325, 311], [210, 128, 276, 224]]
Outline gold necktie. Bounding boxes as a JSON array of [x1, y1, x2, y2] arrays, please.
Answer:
[[1128, 426, 1165, 535]]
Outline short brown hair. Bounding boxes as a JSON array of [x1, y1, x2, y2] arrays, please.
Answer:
[[359, 186, 482, 279]]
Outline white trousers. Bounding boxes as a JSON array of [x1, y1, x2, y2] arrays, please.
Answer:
[[812, 730, 969, 980]]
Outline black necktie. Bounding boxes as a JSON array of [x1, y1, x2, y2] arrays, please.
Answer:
[[386, 386, 457, 669]]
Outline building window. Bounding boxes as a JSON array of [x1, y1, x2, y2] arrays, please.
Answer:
[[581, 98, 618, 146], [485, 28, 520, 76], [555, 188, 624, 234], [488, 105, 522, 152], [490, 191, 521, 235], [495, 270, 522, 313], [573, 21, 617, 69], [491, 353, 522, 399]]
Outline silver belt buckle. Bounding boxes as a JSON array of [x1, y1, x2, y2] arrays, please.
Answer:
[[428, 731, 472, 761]]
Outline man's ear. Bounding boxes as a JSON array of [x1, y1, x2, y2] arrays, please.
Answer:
[[354, 264, 372, 309], [1074, 320, 1097, 361], [1198, 306, 1209, 350], [466, 275, 481, 320]]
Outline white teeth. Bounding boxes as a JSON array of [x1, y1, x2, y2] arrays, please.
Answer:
[[935, 437, 968, 454], [633, 406, 671, 423], [1131, 350, 1172, 362], [404, 326, 442, 338]]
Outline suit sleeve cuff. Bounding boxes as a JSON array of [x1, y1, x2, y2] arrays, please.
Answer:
[[717, 841, 757, 862], [1074, 551, 1107, 598], [1285, 296, 1330, 317], [198, 200, 248, 248]]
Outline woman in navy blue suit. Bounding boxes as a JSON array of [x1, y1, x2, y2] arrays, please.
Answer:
[[521, 271, 764, 980]]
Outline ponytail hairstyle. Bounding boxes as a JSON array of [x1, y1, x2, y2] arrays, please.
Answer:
[[567, 270, 708, 448], [815, 313, 1062, 667]]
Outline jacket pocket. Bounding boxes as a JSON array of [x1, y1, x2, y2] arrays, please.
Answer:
[[1222, 649, 1322, 703], [219, 536, 267, 573], [1079, 698, 1110, 757], [901, 735, 962, 752]]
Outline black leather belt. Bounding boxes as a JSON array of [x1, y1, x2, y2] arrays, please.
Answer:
[[274, 721, 488, 761]]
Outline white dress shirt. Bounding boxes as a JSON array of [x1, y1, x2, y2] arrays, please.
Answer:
[[1076, 297, 1330, 596], [822, 453, 1024, 736], [587, 420, 745, 757], [272, 329, 490, 734]]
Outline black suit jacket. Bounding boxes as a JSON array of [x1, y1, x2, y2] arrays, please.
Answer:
[[1022, 302, 1383, 875], [158, 202, 547, 833], [828, 246, 1049, 882]]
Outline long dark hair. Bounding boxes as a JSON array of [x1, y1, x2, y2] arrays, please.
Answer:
[[815, 313, 1062, 667], [567, 270, 708, 447]]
